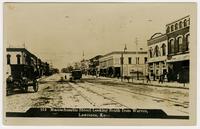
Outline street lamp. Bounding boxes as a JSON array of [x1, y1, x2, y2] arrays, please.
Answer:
[[121, 44, 127, 82]]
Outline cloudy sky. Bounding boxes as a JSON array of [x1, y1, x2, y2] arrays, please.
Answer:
[[4, 3, 195, 69]]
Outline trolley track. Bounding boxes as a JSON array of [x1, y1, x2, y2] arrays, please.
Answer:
[[69, 82, 128, 108], [83, 80, 189, 114]]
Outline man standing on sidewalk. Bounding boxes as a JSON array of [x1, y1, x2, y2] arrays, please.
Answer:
[[146, 74, 151, 83]]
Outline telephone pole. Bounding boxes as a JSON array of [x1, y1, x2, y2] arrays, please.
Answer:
[[135, 37, 139, 80]]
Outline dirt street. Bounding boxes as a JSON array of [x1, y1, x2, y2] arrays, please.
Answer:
[[5, 73, 189, 116]]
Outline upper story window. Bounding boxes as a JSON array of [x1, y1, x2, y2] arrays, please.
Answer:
[[149, 48, 153, 58], [135, 57, 139, 64], [162, 44, 166, 56], [166, 26, 170, 33], [175, 23, 178, 30], [144, 57, 148, 64], [154, 45, 159, 57], [128, 57, 132, 64], [16, 54, 21, 64], [7, 54, 11, 64], [169, 39, 175, 54], [185, 34, 190, 51], [179, 21, 183, 29], [188, 18, 190, 25], [184, 19, 187, 27], [171, 25, 174, 31], [177, 36, 183, 52]]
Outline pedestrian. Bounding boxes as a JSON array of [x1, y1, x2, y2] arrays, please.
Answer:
[[65, 75, 67, 79], [146, 74, 151, 83], [159, 74, 164, 84]]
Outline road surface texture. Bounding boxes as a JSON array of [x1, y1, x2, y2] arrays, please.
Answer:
[[6, 73, 189, 116]]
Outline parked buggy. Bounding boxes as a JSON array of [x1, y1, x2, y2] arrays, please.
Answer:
[[6, 64, 39, 95]]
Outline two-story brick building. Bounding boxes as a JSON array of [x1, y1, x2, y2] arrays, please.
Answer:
[[147, 15, 190, 83], [6, 48, 49, 77], [166, 15, 190, 83], [147, 33, 168, 80]]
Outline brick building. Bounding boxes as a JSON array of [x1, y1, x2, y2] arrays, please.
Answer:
[[147, 33, 168, 80], [6, 48, 49, 77], [166, 15, 190, 83]]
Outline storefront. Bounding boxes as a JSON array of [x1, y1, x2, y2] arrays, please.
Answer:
[[167, 54, 189, 83]]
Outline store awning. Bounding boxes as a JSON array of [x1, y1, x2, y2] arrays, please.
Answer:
[[167, 54, 189, 63]]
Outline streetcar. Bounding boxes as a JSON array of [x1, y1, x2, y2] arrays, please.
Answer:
[[69, 69, 82, 82]]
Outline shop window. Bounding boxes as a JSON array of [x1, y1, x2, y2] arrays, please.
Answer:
[[7, 54, 11, 64]]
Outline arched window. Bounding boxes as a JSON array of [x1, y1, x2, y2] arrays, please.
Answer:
[[184, 19, 187, 27], [149, 48, 153, 58], [16, 54, 21, 64], [175, 23, 178, 30], [166, 26, 170, 33], [179, 21, 183, 28], [162, 44, 166, 56], [169, 39, 175, 54], [154, 45, 159, 57], [177, 36, 183, 52], [7, 54, 11, 64], [185, 34, 190, 51], [171, 25, 174, 31], [188, 18, 190, 25]]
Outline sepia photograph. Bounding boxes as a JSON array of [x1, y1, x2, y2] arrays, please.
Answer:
[[3, 2, 197, 125]]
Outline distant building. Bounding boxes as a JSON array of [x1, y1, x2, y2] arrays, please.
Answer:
[[147, 33, 168, 80], [166, 15, 190, 83], [88, 55, 103, 76], [80, 59, 89, 75], [99, 51, 148, 78]]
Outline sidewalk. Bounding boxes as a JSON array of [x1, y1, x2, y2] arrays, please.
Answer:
[[84, 75, 189, 89]]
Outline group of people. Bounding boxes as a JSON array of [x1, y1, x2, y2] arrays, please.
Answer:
[[146, 72, 168, 83]]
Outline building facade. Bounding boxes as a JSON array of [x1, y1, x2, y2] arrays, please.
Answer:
[[88, 55, 103, 76], [99, 51, 148, 78], [166, 15, 190, 83], [147, 33, 168, 80], [6, 48, 49, 77]]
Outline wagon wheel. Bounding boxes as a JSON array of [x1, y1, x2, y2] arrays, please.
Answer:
[[6, 83, 13, 96], [33, 80, 38, 92]]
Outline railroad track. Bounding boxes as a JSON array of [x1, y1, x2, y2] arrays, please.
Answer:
[[69, 82, 129, 108], [83, 81, 189, 114]]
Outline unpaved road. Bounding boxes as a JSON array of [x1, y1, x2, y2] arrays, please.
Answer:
[[5, 73, 189, 116]]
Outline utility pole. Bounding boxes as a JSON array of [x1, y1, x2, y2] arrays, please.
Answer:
[[135, 37, 139, 80], [121, 44, 127, 82]]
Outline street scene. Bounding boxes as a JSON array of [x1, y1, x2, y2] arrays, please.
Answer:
[[4, 3, 194, 119], [6, 73, 189, 116]]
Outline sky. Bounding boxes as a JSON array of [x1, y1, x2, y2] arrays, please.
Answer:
[[4, 3, 195, 69]]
